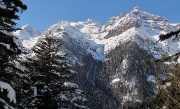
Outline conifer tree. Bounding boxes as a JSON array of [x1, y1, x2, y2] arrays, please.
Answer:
[[0, 0, 28, 108], [25, 36, 87, 109], [143, 29, 180, 108], [0, 0, 27, 31], [156, 63, 180, 109], [153, 29, 180, 108]]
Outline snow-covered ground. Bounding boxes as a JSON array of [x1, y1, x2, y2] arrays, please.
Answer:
[[0, 81, 16, 103]]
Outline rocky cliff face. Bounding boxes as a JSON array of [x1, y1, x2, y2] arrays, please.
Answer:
[[14, 6, 180, 109]]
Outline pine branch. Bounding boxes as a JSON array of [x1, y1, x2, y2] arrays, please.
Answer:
[[149, 52, 180, 63], [0, 28, 21, 31], [159, 29, 180, 41]]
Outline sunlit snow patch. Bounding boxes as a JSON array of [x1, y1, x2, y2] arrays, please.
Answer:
[[111, 78, 120, 84], [0, 81, 16, 103]]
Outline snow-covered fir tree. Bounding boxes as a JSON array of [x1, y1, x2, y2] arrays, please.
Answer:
[[0, 0, 28, 109], [25, 36, 88, 109]]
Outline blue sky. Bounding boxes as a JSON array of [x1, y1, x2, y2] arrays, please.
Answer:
[[17, 0, 180, 32]]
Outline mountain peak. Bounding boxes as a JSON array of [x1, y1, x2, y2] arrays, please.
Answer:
[[13, 25, 41, 40], [18, 7, 180, 60], [130, 6, 145, 16], [132, 6, 141, 11], [86, 18, 94, 22], [129, 6, 168, 23], [22, 24, 32, 29], [85, 18, 101, 26]]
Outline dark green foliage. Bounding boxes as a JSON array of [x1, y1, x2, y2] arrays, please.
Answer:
[[143, 29, 180, 108], [0, 0, 28, 108], [145, 52, 180, 64], [155, 64, 180, 109], [25, 36, 87, 109], [0, 0, 27, 31], [99, 41, 156, 108], [141, 64, 180, 109], [159, 29, 180, 41], [57, 33, 115, 109], [0, 0, 27, 80], [158, 28, 180, 64]]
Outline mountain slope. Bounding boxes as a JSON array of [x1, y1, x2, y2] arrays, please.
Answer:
[[13, 24, 41, 49], [14, 6, 180, 109], [14, 7, 180, 60], [13, 24, 41, 40], [100, 6, 180, 58]]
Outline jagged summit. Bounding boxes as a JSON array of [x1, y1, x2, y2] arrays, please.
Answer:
[[85, 18, 99, 24], [14, 7, 180, 60], [129, 6, 168, 22], [13, 25, 41, 49], [102, 6, 180, 58], [132, 6, 141, 12], [21, 24, 31, 29], [130, 6, 147, 18], [133, 6, 140, 9], [86, 18, 94, 22], [13, 24, 41, 40]]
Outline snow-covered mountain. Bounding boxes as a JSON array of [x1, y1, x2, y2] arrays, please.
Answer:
[[13, 24, 41, 40], [14, 6, 180, 109], [13, 24, 41, 49], [101, 6, 180, 58], [15, 6, 180, 60]]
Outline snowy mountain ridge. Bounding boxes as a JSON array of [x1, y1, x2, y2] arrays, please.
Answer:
[[100, 6, 180, 58], [13, 24, 41, 40], [12, 6, 180, 108], [13, 24, 41, 49], [14, 6, 180, 60], [42, 19, 105, 61]]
